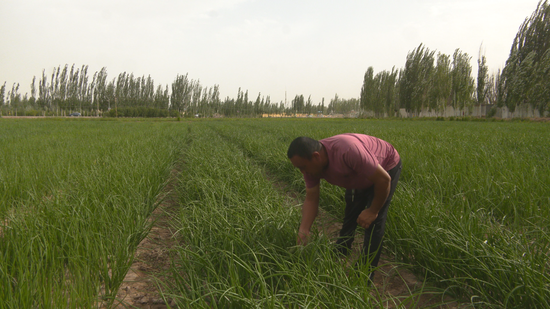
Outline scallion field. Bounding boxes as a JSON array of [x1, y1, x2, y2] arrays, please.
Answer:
[[1, 118, 548, 308]]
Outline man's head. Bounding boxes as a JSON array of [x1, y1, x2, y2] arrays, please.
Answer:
[[287, 137, 326, 177]]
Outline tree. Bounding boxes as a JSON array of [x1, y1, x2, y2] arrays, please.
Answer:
[[292, 94, 304, 114], [477, 50, 489, 105], [8, 83, 22, 113], [153, 84, 169, 110], [305, 95, 313, 115], [486, 69, 501, 106], [29, 76, 37, 109], [171, 74, 191, 114], [254, 93, 261, 116], [38, 70, 50, 111], [451, 49, 475, 111], [501, 0, 550, 113], [430, 52, 452, 112], [243, 90, 249, 115], [360, 67, 375, 112], [0, 82, 6, 107], [399, 44, 435, 114], [210, 85, 220, 114], [190, 80, 202, 116], [377, 68, 398, 116], [92, 67, 109, 112]]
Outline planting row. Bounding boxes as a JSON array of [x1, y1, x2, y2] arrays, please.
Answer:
[[0, 119, 189, 308], [162, 125, 407, 308], [194, 119, 549, 308]]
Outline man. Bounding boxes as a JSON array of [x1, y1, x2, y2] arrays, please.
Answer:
[[287, 134, 402, 280]]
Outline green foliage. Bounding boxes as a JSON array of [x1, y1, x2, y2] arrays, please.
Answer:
[[430, 52, 452, 112], [399, 44, 436, 114], [397, 46, 474, 114], [2, 118, 549, 308], [361, 67, 399, 116], [291, 94, 305, 114], [167, 124, 392, 308], [328, 94, 360, 115], [487, 106, 497, 118], [451, 49, 475, 110], [502, 0, 550, 113], [0, 120, 188, 307], [178, 119, 550, 308], [0, 82, 5, 107], [477, 53, 489, 105]]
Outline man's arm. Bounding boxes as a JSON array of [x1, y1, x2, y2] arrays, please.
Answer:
[[297, 184, 320, 245], [357, 164, 391, 229]]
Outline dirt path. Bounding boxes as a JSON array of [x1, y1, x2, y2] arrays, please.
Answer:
[[106, 168, 180, 309]]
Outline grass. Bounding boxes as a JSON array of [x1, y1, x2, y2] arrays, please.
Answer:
[[164, 126, 398, 308], [173, 118, 550, 308], [1, 117, 548, 308], [0, 118, 189, 307]]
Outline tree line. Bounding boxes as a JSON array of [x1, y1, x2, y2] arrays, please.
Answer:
[[360, 46, 480, 116], [0, 65, 359, 117], [360, 0, 549, 117], [2, 1, 548, 118]]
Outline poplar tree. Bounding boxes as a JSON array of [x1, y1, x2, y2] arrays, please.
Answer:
[[305, 95, 313, 115], [451, 49, 475, 111], [377, 69, 398, 116], [399, 44, 435, 114], [360, 67, 375, 111], [9, 83, 21, 108], [254, 93, 261, 115], [430, 52, 452, 112], [38, 70, 49, 110], [30, 76, 37, 108], [78, 65, 89, 111], [501, 0, 549, 114], [93, 67, 109, 111], [58, 65, 68, 110], [0, 82, 5, 107], [154, 85, 169, 110], [210, 85, 220, 114], [486, 70, 501, 106], [477, 52, 489, 105], [243, 90, 249, 115], [171, 74, 192, 113]]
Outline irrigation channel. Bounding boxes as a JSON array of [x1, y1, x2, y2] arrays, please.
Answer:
[[1, 118, 549, 308]]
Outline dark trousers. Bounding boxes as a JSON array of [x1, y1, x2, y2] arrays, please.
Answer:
[[335, 160, 402, 277]]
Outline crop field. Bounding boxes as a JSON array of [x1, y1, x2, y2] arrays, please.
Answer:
[[1, 118, 549, 308]]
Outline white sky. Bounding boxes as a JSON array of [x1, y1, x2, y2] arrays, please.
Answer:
[[0, 0, 540, 104]]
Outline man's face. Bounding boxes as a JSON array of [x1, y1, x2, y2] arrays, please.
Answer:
[[289, 154, 323, 177]]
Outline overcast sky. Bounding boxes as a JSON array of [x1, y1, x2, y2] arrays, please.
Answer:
[[0, 0, 540, 104]]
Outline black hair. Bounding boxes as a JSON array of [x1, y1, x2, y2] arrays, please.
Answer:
[[287, 136, 321, 159]]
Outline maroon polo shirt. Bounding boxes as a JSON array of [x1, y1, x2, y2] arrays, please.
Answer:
[[303, 133, 400, 189]]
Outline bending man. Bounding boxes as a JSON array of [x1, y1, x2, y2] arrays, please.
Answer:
[[287, 134, 402, 280]]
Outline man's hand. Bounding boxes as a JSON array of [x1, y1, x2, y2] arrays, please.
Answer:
[[357, 164, 391, 229], [297, 229, 311, 245], [357, 208, 378, 229], [296, 185, 319, 246]]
